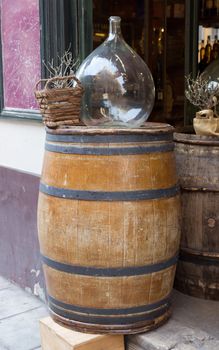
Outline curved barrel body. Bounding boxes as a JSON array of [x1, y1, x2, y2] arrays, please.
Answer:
[[38, 124, 181, 334], [174, 132, 219, 300]]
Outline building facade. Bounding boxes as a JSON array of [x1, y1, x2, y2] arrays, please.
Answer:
[[0, 0, 214, 298]]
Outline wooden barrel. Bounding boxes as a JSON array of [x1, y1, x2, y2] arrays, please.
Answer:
[[174, 132, 219, 300], [37, 124, 181, 334]]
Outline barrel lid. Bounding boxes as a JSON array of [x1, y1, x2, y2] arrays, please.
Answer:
[[46, 122, 174, 136], [174, 132, 219, 146]]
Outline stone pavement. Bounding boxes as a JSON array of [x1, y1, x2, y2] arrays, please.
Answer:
[[1, 275, 219, 350], [0, 276, 48, 350], [127, 291, 219, 350]]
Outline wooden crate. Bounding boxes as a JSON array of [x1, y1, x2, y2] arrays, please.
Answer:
[[40, 317, 125, 350]]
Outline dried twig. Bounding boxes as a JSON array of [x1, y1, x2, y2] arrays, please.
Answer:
[[185, 73, 219, 114], [42, 45, 80, 89]]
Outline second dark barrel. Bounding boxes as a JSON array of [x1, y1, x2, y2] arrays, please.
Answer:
[[38, 123, 181, 334], [174, 132, 219, 300]]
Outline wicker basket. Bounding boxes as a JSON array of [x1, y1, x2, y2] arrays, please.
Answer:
[[35, 75, 84, 128]]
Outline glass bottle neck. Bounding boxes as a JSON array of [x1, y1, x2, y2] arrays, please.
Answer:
[[108, 16, 122, 39]]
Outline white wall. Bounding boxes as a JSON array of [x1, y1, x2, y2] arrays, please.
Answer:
[[0, 118, 45, 176]]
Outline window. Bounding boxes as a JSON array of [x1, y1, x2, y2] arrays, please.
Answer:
[[0, 0, 92, 120]]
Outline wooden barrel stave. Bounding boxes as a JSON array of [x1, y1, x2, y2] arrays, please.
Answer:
[[43, 266, 176, 308], [41, 149, 177, 191], [38, 125, 180, 333], [38, 194, 180, 268]]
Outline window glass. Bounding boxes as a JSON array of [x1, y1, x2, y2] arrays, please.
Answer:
[[93, 0, 145, 58], [92, 0, 185, 127], [1, 0, 41, 109]]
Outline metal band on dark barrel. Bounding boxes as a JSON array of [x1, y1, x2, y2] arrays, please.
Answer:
[[180, 250, 219, 266]]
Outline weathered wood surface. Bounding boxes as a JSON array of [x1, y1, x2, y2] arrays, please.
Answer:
[[40, 316, 124, 350], [45, 123, 174, 135], [174, 133, 219, 191], [37, 125, 181, 334], [174, 132, 219, 300]]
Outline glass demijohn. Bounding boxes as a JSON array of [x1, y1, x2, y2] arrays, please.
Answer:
[[76, 16, 155, 127]]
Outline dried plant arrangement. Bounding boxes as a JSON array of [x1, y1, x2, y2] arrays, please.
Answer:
[[35, 47, 84, 128], [185, 73, 219, 113], [185, 73, 219, 136], [42, 48, 80, 88]]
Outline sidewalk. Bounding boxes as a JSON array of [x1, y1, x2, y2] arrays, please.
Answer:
[[0, 276, 48, 350], [1, 275, 219, 350], [127, 291, 219, 350]]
